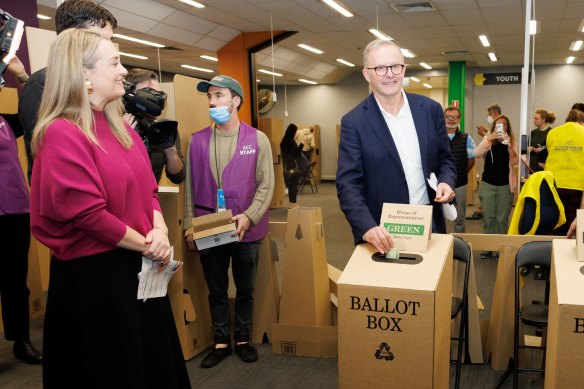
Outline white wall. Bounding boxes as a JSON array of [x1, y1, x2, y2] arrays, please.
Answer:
[[261, 72, 368, 179], [263, 64, 584, 180], [465, 64, 584, 145]]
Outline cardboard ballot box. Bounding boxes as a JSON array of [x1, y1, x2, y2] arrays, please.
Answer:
[[191, 210, 238, 250], [545, 239, 584, 388], [338, 234, 453, 389]]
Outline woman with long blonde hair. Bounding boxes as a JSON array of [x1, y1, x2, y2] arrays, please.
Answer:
[[30, 29, 190, 388]]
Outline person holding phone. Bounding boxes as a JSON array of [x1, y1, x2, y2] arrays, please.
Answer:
[[474, 115, 518, 259]]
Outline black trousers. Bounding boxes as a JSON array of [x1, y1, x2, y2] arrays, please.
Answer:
[[43, 249, 190, 389], [200, 241, 260, 344], [283, 171, 301, 203], [0, 213, 31, 341]]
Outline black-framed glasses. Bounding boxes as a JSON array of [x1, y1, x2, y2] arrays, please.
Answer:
[[365, 64, 405, 77]]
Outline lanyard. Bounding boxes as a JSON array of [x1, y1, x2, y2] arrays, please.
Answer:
[[213, 125, 240, 189]]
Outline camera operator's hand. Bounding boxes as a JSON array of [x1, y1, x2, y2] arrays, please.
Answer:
[[123, 113, 138, 129], [163, 145, 184, 175], [7, 56, 28, 85]]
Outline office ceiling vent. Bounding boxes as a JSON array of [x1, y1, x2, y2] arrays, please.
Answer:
[[441, 50, 469, 56], [391, 2, 436, 13]]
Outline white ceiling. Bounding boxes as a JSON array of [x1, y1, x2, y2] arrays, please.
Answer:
[[35, 0, 584, 87]]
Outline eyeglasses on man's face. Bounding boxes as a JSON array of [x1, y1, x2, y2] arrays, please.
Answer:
[[365, 64, 405, 77], [445, 115, 460, 120]]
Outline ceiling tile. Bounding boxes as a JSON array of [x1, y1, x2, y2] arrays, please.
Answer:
[[196, 36, 228, 51], [162, 10, 219, 34], [107, 8, 159, 33], [148, 23, 203, 45], [208, 25, 241, 41], [103, 0, 174, 20]]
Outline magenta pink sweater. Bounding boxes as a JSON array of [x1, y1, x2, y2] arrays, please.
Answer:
[[31, 110, 160, 260]]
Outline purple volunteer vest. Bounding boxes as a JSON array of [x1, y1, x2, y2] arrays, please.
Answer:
[[190, 122, 268, 242], [0, 116, 30, 215]]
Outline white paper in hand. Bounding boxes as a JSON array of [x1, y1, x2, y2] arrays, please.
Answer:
[[427, 172, 457, 221], [137, 247, 182, 301]]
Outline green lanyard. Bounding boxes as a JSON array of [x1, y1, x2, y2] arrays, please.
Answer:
[[213, 125, 240, 189]]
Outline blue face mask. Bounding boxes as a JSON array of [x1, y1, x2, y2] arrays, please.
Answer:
[[209, 102, 233, 124]]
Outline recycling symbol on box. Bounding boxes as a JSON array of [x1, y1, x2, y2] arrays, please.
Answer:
[[374, 342, 394, 361]]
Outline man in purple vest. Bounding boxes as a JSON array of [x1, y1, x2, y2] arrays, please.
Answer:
[[183, 75, 274, 368]]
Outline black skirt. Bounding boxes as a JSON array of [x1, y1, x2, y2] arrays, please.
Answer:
[[43, 249, 190, 389]]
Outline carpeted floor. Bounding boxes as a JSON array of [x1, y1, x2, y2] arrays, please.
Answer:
[[0, 182, 547, 388]]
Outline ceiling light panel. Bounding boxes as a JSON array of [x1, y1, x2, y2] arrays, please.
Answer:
[[258, 69, 283, 76], [119, 52, 148, 60], [336, 58, 355, 67], [179, 0, 205, 8], [419, 62, 432, 69], [570, 41, 583, 51], [322, 0, 353, 17], [113, 33, 164, 48], [401, 49, 416, 58], [479, 35, 490, 47], [299, 79, 318, 85], [368, 29, 393, 41], [298, 44, 324, 54], [200, 55, 218, 61], [181, 64, 213, 72]]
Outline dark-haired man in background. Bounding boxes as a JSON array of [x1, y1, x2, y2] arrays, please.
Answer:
[[18, 0, 117, 179]]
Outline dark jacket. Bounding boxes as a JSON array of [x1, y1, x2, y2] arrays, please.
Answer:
[[336, 92, 456, 243]]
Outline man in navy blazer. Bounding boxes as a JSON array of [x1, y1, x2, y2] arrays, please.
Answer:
[[336, 39, 456, 253]]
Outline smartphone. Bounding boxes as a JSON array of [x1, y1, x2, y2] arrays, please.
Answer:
[[495, 123, 504, 137]]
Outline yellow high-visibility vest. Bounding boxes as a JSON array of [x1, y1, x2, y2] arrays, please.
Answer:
[[545, 122, 584, 190]]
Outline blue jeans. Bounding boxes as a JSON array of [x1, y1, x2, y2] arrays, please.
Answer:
[[200, 241, 260, 344]]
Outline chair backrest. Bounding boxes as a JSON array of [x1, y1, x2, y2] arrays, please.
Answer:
[[307, 161, 317, 176], [453, 236, 471, 264], [515, 241, 552, 269]]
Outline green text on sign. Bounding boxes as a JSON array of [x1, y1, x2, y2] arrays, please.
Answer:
[[384, 223, 425, 236]]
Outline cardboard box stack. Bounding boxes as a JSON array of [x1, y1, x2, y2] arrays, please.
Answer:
[[271, 207, 337, 357]]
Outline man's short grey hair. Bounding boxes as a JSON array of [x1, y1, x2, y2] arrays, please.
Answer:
[[363, 39, 402, 67]]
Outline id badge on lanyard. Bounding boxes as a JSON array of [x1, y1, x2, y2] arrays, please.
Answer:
[[217, 188, 226, 212]]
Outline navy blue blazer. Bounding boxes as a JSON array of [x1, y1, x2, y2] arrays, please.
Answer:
[[336, 92, 457, 244]]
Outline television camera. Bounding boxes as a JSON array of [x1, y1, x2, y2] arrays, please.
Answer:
[[122, 80, 178, 151]]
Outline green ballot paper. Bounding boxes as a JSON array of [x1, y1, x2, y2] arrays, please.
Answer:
[[386, 247, 399, 260]]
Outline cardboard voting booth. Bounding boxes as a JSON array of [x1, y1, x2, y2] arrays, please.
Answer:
[[271, 207, 337, 357], [545, 239, 584, 387], [338, 234, 453, 389], [159, 190, 213, 360], [191, 210, 238, 251], [577, 209, 584, 261]]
